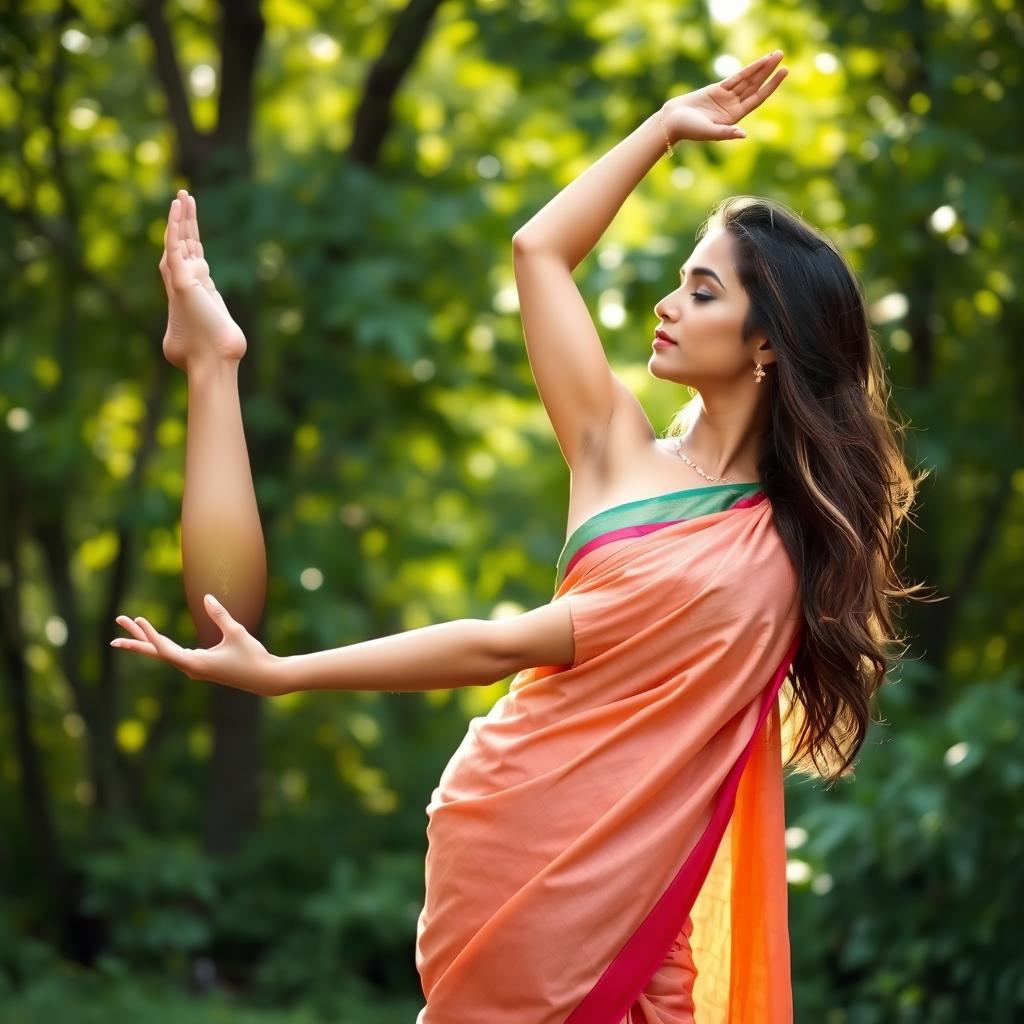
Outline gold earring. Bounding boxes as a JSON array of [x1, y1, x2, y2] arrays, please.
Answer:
[[754, 362, 765, 383]]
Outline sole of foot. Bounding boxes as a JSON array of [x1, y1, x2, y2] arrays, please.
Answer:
[[160, 189, 248, 374]]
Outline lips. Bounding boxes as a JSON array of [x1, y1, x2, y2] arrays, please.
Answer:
[[654, 329, 677, 344]]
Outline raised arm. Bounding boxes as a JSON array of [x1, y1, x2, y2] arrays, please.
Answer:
[[511, 108, 669, 472], [511, 51, 788, 473]]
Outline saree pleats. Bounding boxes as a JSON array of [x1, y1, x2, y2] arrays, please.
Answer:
[[416, 487, 802, 1023]]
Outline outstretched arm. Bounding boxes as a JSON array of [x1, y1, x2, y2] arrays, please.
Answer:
[[111, 594, 575, 696], [274, 598, 573, 694]]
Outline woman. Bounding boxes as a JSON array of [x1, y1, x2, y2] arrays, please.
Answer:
[[111, 50, 930, 1023]]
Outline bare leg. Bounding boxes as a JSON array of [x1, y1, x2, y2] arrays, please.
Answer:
[[181, 361, 267, 648], [160, 189, 266, 648]]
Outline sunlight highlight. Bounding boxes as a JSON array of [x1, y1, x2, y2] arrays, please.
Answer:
[[707, 0, 751, 26]]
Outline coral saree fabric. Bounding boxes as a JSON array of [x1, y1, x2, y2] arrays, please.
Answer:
[[415, 482, 803, 1023]]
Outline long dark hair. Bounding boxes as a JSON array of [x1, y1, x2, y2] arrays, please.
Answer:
[[666, 195, 940, 787]]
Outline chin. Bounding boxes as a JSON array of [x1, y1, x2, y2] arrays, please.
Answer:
[[648, 357, 679, 382]]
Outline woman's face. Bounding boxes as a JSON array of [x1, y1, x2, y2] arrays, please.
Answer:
[[649, 227, 769, 388]]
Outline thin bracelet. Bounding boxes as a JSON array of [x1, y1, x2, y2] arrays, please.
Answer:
[[658, 108, 674, 158]]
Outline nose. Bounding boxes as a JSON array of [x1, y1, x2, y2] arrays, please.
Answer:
[[654, 296, 676, 322]]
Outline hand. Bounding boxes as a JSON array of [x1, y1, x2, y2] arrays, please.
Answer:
[[110, 594, 283, 697], [661, 50, 788, 144]]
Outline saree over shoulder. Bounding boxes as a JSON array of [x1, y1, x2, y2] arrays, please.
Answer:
[[415, 483, 804, 1024]]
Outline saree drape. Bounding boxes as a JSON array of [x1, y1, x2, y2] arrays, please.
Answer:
[[416, 482, 803, 1023]]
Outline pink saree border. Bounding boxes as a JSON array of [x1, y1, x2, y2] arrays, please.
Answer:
[[564, 625, 803, 1024], [560, 490, 767, 585]]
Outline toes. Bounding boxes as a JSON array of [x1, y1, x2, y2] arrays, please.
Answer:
[[167, 201, 188, 267], [184, 195, 202, 257]]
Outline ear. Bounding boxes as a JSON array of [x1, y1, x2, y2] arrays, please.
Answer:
[[753, 335, 776, 366]]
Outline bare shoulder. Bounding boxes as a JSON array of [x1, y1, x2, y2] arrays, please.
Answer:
[[490, 384, 676, 676], [564, 378, 677, 538], [494, 600, 576, 674]]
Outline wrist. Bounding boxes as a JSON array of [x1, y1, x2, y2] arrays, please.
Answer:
[[265, 653, 292, 697], [656, 103, 677, 154]]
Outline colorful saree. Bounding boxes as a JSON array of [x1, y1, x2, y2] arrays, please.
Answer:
[[415, 482, 804, 1023]]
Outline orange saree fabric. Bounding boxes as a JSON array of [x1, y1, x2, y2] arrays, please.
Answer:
[[415, 484, 803, 1023]]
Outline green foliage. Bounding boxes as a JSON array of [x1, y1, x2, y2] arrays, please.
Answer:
[[787, 665, 1024, 1021], [1, 0, 1021, 1020], [1, 819, 425, 1020], [0, 955, 420, 1024]]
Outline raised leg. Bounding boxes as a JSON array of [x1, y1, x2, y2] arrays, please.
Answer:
[[160, 189, 266, 648], [181, 360, 267, 648]]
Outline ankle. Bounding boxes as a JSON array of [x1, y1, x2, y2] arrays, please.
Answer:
[[185, 355, 242, 383]]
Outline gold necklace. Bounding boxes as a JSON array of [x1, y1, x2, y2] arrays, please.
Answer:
[[673, 436, 737, 484]]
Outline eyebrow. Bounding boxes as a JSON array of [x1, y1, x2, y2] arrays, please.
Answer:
[[680, 264, 727, 290]]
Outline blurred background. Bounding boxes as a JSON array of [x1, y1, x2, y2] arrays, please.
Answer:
[[1, 0, 1022, 1021]]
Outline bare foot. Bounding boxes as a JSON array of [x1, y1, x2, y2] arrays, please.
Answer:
[[159, 189, 247, 373]]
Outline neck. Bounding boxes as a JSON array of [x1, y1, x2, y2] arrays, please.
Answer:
[[679, 392, 769, 482]]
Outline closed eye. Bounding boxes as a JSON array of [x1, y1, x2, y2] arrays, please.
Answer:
[[691, 291, 714, 302]]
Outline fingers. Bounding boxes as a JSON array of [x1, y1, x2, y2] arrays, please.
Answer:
[[733, 65, 784, 105], [756, 67, 788, 104], [133, 615, 170, 654], [733, 66, 788, 118], [717, 124, 746, 141], [722, 49, 784, 95], [111, 614, 192, 673], [721, 54, 788, 124], [110, 613, 158, 656], [114, 614, 145, 639]]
